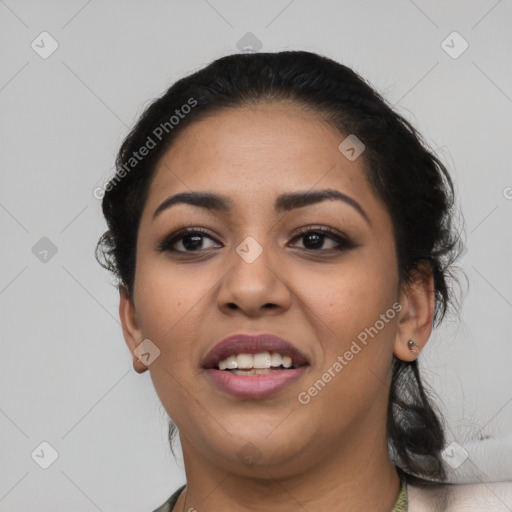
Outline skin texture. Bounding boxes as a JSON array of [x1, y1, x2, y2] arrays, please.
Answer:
[[119, 102, 435, 512]]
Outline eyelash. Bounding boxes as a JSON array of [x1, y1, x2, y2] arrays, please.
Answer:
[[157, 226, 355, 254]]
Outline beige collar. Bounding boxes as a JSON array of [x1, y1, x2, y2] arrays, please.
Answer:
[[407, 481, 512, 512]]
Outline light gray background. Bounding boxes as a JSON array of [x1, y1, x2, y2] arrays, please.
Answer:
[[1, 1, 511, 511]]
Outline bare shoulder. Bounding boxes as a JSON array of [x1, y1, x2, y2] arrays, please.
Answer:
[[407, 481, 512, 512]]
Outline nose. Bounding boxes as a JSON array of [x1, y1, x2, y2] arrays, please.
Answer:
[[216, 238, 293, 317]]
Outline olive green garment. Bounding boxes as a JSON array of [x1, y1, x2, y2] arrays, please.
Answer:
[[152, 480, 408, 512]]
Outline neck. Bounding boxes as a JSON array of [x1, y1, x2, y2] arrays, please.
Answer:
[[176, 430, 401, 512]]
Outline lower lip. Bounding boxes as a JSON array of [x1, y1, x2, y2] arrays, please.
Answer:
[[205, 367, 307, 399]]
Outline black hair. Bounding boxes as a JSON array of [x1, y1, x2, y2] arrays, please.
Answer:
[[96, 50, 464, 487]]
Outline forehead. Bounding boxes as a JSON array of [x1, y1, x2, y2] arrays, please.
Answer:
[[144, 102, 381, 219]]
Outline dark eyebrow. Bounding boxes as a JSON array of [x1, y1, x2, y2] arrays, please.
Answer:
[[152, 188, 370, 225], [275, 189, 370, 225]]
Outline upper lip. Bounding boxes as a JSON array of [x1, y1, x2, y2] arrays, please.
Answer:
[[202, 333, 309, 369]]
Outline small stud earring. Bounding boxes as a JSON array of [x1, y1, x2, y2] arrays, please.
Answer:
[[407, 339, 420, 354]]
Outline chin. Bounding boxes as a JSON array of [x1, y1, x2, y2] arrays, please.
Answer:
[[191, 414, 313, 472]]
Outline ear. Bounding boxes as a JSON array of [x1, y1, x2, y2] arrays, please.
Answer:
[[119, 285, 148, 374], [394, 263, 436, 362]]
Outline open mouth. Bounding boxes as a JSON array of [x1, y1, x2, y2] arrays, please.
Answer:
[[214, 352, 302, 375], [202, 334, 309, 398]]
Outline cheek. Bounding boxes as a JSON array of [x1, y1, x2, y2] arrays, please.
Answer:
[[307, 257, 399, 378], [134, 253, 209, 328], [295, 266, 398, 426], [309, 255, 397, 326], [132, 262, 211, 419], [132, 258, 214, 381]]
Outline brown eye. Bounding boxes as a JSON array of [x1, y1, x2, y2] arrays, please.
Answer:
[[289, 227, 354, 252], [158, 226, 355, 255], [158, 228, 221, 253]]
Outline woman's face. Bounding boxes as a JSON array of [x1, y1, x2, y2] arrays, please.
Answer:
[[121, 101, 411, 477]]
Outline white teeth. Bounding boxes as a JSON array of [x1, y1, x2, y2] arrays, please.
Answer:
[[225, 355, 237, 369], [270, 353, 282, 367], [218, 355, 237, 370], [217, 352, 294, 371], [281, 356, 292, 369], [230, 368, 279, 376], [237, 353, 253, 369], [253, 352, 272, 369]]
